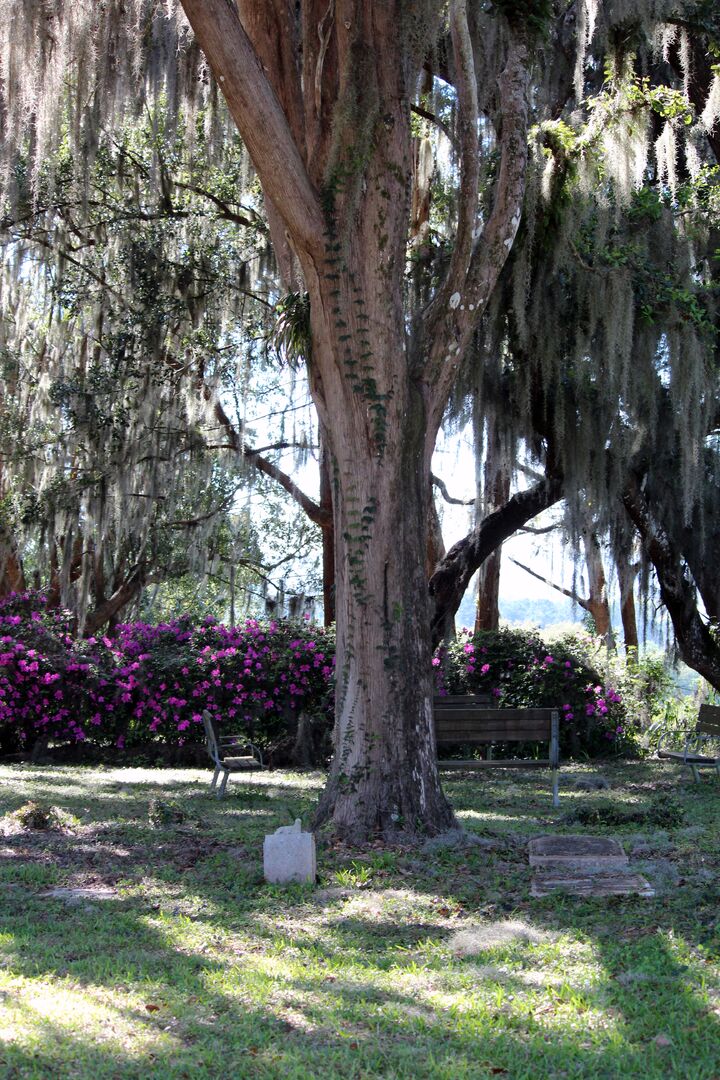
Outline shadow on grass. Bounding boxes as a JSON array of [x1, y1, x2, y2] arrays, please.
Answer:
[[2, 860, 719, 1078], [0, 762, 718, 1078]]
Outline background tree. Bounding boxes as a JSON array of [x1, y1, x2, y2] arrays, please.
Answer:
[[0, 108, 330, 629]]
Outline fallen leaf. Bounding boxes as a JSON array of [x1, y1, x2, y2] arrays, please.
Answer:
[[145, 1003, 161, 1013], [654, 1034, 672, 1048]]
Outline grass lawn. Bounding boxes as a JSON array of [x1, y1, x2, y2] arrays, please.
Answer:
[[0, 759, 718, 1079]]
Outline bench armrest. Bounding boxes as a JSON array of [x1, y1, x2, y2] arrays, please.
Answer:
[[645, 719, 692, 751]]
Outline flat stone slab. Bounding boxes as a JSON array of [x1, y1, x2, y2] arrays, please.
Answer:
[[531, 871, 655, 899], [529, 835, 628, 870]]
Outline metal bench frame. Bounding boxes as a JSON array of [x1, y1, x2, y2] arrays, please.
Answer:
[[433, 694, 561, 807], [202, 710, 265, 798], [654, 703, 720, 783]]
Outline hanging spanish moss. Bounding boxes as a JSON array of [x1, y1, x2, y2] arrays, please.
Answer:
[[445, 4, 719, 632], [0, 2, 230, 194], [0, 90, 298, 629]]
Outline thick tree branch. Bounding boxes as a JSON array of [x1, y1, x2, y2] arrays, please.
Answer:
[[432, 473, 474, 506], [180, 0, 324, 255], [207, 394, 330, 529], [508, 556, 587, 607], [423, 33, 530, 430], [437, 0, 480, 304], [429, 473, 563, 647], [411, 103, 457, 151], [83, 565, 147, 636], [623, 474, 720, 689]]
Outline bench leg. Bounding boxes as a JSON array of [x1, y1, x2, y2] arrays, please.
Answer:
[[552, 768, 560, 808], [689, 763, 701, 783], [218, 768, 230, 798], [210, 766, 221, 791]]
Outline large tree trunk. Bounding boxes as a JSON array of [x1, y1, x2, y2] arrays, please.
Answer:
[[617, 558, 639, 653], [314, 377, 456, 837], [580, 527, 615, 650], [319, 443, 336, 626], [181, 0, 529, 839], [0, 528, 25, 597], [303, 233, 456, 836]]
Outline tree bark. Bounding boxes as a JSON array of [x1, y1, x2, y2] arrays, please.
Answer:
[[0, 529, 25, 597], [617, 558, 639, 653], [474, 409, 511, 633], [319, 441, 336, 626], [181, 0, 529, 839], [580, 527, 615, 650], [83, 566, 147, 637]]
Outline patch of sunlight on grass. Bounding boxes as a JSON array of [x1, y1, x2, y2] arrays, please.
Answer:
[[448, 920, 552, 956], [456, 808, 540, 823], [249, 770, 326, 792], [0, 974, 181, 1057], [219, 806, 276, 819]]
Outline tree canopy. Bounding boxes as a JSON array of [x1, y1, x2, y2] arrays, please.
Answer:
[[1, 1, 719, 838]]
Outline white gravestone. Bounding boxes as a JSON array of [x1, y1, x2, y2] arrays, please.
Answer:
[[263, 819, 316, 884]]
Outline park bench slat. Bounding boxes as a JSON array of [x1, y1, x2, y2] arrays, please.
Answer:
[[698, 704, 720, 736], [439, 758, 551, 770], [435, 723, 554, 742], [202, 710, 265, 798], [434, 706, 555, 722], [432, 695, 560, 806]]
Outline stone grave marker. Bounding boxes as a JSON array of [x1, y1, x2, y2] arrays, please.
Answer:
[[531, 871, 656, 898], [264, 819, 316, 884], [529, 835, 629, 870]]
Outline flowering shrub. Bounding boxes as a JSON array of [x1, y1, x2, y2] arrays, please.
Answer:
[[0, 593, 334, 754], [434, 627, 632, 756], [0, 593, 639, 760]]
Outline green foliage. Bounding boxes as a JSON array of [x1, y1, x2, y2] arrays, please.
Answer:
[[492, 0, 554, 37], [435, 627, 630, 757], [571, 791, 685, 829], [273, 292, 312, 367], [147, 797, 186, 827], [10, 800, 76, 830]]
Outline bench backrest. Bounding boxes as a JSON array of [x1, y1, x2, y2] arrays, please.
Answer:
[[433, 696, 556, 744], [698, 703, 720, 737]]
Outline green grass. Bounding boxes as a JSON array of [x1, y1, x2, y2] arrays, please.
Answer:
[[0, 760, 718, 1078]]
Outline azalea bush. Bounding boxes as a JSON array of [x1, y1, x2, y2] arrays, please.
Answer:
[[0, 593, 647, 760], [0, 593, 334, 755], [434, 627, 633, 756]]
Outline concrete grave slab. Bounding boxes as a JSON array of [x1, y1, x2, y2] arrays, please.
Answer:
[[529, 834, 629, 870], [531, 871, 655, 899]]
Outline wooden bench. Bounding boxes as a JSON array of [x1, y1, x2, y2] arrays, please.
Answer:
[[433, 695, 560, 807], [202, 710, 265, 798], [655, 703, 720, 783]]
